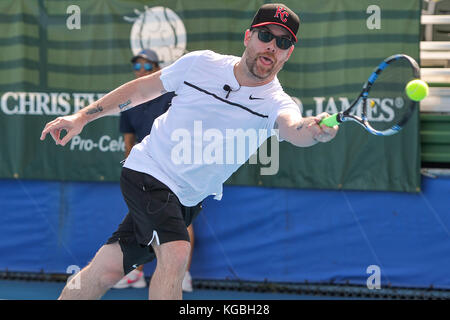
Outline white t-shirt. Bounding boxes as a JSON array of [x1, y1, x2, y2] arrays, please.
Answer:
[[124, 50, 301, 206]]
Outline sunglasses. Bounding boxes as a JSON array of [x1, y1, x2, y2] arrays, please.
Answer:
[[255, 28, 294, 50], [133, 62, 154, 71]]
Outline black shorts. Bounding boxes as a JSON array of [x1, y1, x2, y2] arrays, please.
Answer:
[[106, 167, 202, 274]]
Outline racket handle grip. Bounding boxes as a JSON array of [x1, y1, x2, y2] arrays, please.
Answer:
[[319, 113, 340, 127]]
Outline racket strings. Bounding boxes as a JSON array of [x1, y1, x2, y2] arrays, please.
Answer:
[[365, 59, 417, 132]]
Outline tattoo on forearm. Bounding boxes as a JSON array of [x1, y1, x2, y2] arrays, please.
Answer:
[[118, 99, 132, 111], [296, 123, 304, 130], [85, 104, 103, 115]]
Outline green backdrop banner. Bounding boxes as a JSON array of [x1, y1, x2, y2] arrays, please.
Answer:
[[0, 0, 421, 192]]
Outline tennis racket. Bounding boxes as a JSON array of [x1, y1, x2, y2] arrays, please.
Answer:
[[320, 54, 420, 136]]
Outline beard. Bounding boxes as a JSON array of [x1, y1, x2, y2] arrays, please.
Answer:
[[245, 51, 277, 81]]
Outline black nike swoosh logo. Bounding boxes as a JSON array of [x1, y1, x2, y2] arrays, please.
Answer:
[[249, 95, 264, 100]]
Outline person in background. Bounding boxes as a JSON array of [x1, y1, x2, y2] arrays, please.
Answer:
[[112, 49, 195, 292]]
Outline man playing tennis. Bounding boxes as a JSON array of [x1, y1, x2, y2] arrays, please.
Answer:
[[40, 3, 338, 300]]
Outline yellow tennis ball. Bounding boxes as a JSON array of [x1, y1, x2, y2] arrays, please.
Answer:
[[405, 79, 429, 101]]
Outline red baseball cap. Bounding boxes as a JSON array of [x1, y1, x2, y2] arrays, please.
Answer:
[[250, 3, 300, 42]]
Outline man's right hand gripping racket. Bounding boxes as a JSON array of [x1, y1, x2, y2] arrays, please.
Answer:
[[320, 54, 422, 136]]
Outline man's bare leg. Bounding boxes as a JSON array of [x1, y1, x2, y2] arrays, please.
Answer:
[[186, 225, 194, 271], [149, 240, 190, 300], [58, 242, 125, 300]]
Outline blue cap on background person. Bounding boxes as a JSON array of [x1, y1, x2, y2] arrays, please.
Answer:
[[131, 49, 162, 64]]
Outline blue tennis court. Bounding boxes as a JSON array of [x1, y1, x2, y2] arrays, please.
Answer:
[[0, 279, 350, 300]]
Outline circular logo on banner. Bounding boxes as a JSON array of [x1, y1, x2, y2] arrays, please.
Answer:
[[125, 6, 187, 67]]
